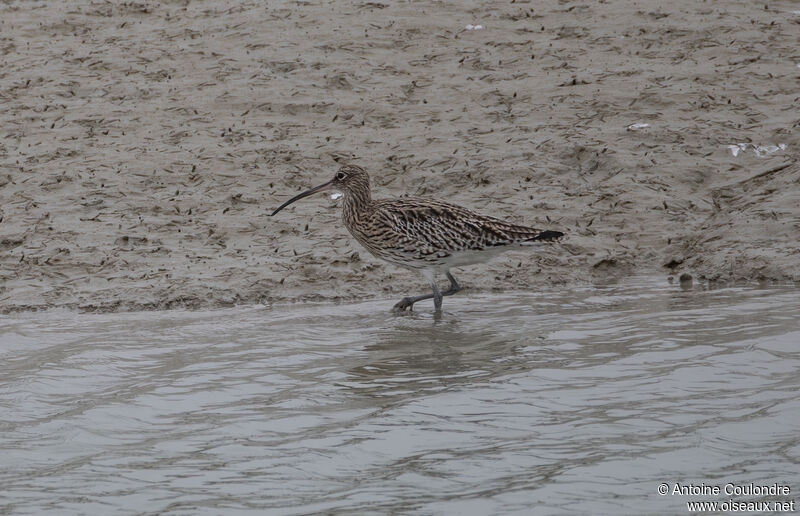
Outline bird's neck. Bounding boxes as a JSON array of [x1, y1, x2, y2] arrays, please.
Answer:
[[342, 187, 372, 224], [343, 186, 371, 209]]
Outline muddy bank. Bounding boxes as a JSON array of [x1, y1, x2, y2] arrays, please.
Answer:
[[1, 0, 798, 312]]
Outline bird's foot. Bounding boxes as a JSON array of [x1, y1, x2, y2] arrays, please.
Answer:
[[392, 297, 415, 313]]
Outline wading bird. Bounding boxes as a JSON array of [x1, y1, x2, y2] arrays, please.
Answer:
[[272, 165, 563, 314]]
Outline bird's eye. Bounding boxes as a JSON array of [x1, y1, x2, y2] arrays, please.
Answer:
[[336, 172, 346, 180]]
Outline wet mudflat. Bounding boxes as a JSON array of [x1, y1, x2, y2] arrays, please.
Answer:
[[1, 279, 799, 515], [2, 0, 799, 312]]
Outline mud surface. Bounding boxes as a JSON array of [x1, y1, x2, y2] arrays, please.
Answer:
[[1, 0, 798, 312]]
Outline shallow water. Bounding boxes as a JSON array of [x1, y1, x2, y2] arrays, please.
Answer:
[[1, 278, 799, 515]]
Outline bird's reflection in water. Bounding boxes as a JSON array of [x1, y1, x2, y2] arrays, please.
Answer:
[[344, 313, 538, 400]]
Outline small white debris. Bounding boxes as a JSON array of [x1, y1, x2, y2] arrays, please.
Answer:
[[330, 192, 343, 200], [754, 143, 786, 157], [726, 143, 787, 157], [726, 144, 744, 157], [465, 24, 484, 30], [627, 122, 650, 130]]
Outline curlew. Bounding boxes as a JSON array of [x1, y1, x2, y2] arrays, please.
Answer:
[[272, 164, 564, 314]]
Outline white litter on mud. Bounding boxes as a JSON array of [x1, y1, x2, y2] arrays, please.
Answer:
[[627, 123, 650, 130], [465, 24, 484, 30], [725, 143, 787, 157], [330, 192, 343, 200]]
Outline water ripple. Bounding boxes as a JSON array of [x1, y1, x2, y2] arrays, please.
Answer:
[[1, 278, 799, 514]]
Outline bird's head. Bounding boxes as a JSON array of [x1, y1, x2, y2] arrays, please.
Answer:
[[330, 164, 369, 195], [271, 164, 371, 216]]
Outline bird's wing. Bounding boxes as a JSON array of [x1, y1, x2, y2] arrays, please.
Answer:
[[373, 198, 561, 255]]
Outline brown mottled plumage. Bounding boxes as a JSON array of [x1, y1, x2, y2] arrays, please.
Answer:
[[272, 164, 563, 313]]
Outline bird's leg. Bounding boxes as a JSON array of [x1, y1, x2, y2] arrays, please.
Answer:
[[392, 292, 434, 312], [392, 269, 439, 313], [443, 271, 461, 296], [392, 272, 461, 313], [432, 281, 443, 313]]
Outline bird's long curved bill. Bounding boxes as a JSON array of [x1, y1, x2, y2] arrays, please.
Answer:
[[271, 180, 335, 216]]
